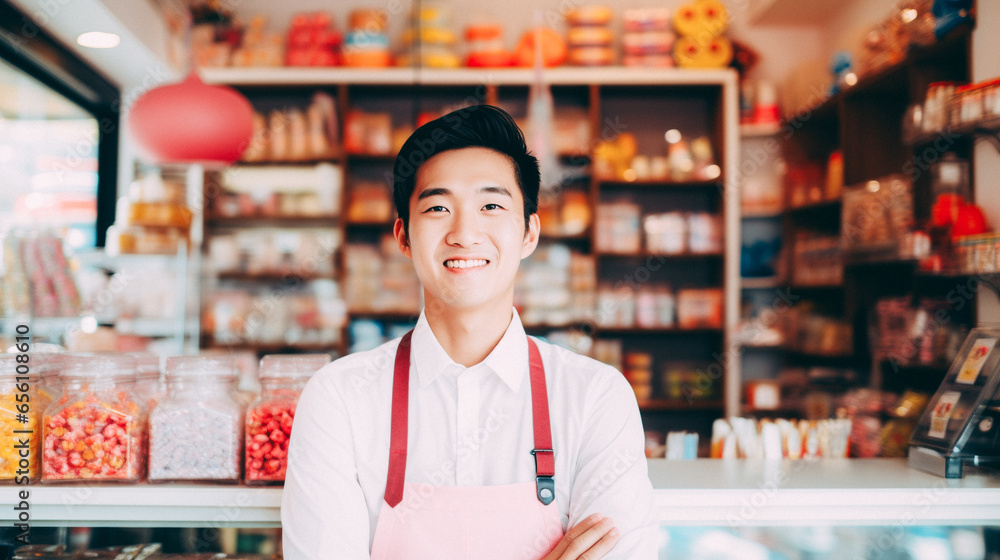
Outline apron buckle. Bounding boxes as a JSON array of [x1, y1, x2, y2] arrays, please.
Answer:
[[531, 449, 556, 505], [535, 475, 556, 505]]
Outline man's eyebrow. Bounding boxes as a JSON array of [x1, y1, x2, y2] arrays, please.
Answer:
[[416, 185, 512, 199], [479, 185, 512, 198], [416, 187, 451, 200]]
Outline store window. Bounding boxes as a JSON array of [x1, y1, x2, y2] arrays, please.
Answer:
[[0, 57, 100, 249]]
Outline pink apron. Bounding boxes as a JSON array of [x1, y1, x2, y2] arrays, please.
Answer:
[[369, 331, 565, 559]]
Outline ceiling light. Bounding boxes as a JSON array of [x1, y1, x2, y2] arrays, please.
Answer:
[[77, 32, 120, 49]]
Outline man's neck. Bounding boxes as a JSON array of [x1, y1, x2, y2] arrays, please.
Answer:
[[423, 298, 514, 368]]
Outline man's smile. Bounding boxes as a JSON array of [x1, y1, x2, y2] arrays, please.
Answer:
[[443, 258, 490, 269]]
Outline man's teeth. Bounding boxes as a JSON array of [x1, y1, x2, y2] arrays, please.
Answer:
[[445, 259, 488, 269]]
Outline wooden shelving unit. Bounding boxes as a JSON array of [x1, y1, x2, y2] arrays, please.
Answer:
[[779, 25, 976, 398], [205, 215, 340, 228], [199, 66, 741, 431]]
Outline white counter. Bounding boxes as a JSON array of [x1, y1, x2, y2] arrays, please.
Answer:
[[15, 459, 1000, 528], [647, 458, 1000, 527]]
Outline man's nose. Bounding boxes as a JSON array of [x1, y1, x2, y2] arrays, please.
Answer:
[[445, 209, 483, 247]]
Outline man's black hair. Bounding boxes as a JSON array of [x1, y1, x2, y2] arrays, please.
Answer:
[[392, 104, 540, 234]]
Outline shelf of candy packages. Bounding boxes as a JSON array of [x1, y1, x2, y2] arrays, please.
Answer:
[[841, 388, 930, 458], [871, 295, 967, 369], [565, 6, 615, 66], [779, 306, 854, 357], [516, 244, 595, 327], [397, 2, 461, 68], [343, 10, 392, 67], [594, 283, 682, 330], [710, 416, 852, 459], [593, 132, 720, 183], [71, 249, 197, 345], [643, 212, 723, 255], [343, 235, 422, 315], [202, 280, 346, 349], [622, 8, 674, 67], [596, 201, 723, 256], [595, 200, 642, 254], [207, 229, 340, 278], [105, 167, 194, 256], [240, 93, 339, 163], [1, 229, 81, 320], [790, 232, 843, 286]]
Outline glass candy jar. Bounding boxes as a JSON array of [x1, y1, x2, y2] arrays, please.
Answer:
[[34, 353, 65, 420], [245, 353, 330, 484], [41, 354, 144, 482], [0, 353, 40, 482], [148, 356, 243, 482], [131, 352, 165, 412]]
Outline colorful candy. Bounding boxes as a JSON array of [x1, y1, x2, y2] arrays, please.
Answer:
[[0, 387, 39, 481], [148, 356, 242, 483], [41, 354, 144, 482], [42, 396, 144, 481], [245, 353, 328, 484], [149, 406, 241, 482], [244, 403, 295, 483]]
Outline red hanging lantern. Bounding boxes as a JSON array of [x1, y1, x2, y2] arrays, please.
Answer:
[[127, 71, 254, 166]]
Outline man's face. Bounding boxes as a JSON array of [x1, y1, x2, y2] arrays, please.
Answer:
[[394, 147, 540, 314]]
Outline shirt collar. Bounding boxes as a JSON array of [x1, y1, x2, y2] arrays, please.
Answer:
[[410, 308, 529, 392]]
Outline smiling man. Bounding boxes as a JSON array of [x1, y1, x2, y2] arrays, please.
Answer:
[[282, 105, 657, 559]]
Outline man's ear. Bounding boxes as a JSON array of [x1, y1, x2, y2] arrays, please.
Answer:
[[393, 218, 412, 259], [521, 213, 540, 259]]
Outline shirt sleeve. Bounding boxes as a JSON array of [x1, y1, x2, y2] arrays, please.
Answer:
[[567, 367, 659, 559], [281, 374, 371, 559]]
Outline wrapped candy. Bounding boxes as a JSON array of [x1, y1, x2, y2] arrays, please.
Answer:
[[245, 353, 330, 484], [148, 356, 242, 482], [41, 354, 144, 482], [1, 354, 40, 482]]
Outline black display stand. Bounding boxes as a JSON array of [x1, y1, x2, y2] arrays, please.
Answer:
[[908, 327, 1000, 478]]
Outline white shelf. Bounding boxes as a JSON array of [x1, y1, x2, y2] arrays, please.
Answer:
[[114, 318, 199, 338], [74, 250, 182, 271], [650, 459, 1000, 527], [200, 66, 736, 87], [24, 460, 1000, 528], [28, 484, 282, 528], [1, 317, 84, 338]]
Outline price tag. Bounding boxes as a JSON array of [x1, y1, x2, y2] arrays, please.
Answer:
[[956, 338, 996, 385]]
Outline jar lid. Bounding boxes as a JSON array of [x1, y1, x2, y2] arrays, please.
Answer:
[[33, 352, 64, 377], [166, 356, 236, 380], [0, 353, 34, 378], [129, 352, 162, 379], [62, 353, 137, 379], [0, 352, 63, 377], [259, 353, 331, 379]]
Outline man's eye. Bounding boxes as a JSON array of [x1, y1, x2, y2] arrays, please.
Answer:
[[423, 206, 448, 213], [483, 203, 503, 211]]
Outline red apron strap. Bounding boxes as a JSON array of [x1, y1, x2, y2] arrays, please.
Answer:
[[384, 330, 413, 508], [528, 337, 556, 505], [383, 331, 555, 507]]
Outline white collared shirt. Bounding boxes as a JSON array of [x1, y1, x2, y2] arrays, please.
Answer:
[[281, 309, 658, 559]]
